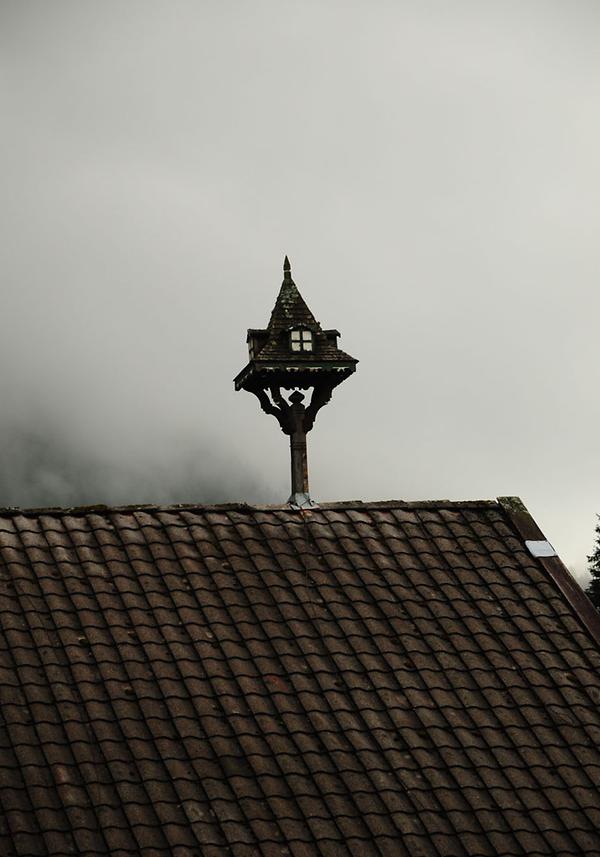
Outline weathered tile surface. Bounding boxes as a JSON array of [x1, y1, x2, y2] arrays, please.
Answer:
[[248, 271, 355, 364], [0, 500, 599, 856]]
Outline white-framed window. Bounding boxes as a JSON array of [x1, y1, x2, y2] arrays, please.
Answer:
[[290, 329, 313, 352]]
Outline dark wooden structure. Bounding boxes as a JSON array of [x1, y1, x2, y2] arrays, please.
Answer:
[[234, 257, 357, 505]]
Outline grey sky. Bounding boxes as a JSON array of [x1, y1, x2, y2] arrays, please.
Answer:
[[1, 1, 599, 584]]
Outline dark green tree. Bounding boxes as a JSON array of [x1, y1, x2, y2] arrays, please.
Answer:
[[585, 516, 600, 609]]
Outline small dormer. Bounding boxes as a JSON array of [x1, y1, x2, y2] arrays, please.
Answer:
[[246, 328, 268, 360], [324, 329, 340, 349]]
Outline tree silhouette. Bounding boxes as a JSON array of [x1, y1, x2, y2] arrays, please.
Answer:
[[585, 516, 600, 610]]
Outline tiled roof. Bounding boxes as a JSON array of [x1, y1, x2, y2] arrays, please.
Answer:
[[1, 498, 600, 856], [252, 275, 355, 364]]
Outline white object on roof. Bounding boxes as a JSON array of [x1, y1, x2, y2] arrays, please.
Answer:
[[525, 540, 557, 558]]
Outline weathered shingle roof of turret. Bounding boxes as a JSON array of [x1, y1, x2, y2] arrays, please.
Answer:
[[250, 269, 355, 364], [1, 498, 599, 856]]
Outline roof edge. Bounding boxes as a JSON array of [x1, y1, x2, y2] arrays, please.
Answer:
[[498, 496, 600, 648], [0, 498, 501, 518]]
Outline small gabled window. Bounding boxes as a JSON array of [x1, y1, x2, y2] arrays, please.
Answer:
[[290, 329, 313, 352]]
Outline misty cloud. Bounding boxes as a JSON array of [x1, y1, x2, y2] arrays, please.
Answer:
[[0, 419, 271, 509]]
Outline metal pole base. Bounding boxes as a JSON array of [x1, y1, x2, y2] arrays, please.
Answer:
[[288, 492, 317, 509]]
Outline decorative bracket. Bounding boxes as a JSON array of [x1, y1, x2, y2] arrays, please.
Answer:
[[250, 377, 340, 500], [250, 378, 339, 437]]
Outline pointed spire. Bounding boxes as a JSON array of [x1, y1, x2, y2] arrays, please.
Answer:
[[283, 255, 291, 281]]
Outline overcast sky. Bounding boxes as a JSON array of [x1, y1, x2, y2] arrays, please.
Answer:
[[1, 1, 599, 585]]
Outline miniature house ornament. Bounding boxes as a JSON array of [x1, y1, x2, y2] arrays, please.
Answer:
[[234, 257, 358, 507]]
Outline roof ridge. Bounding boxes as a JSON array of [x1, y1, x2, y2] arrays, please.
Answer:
[[0, 498, 501, 517]]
